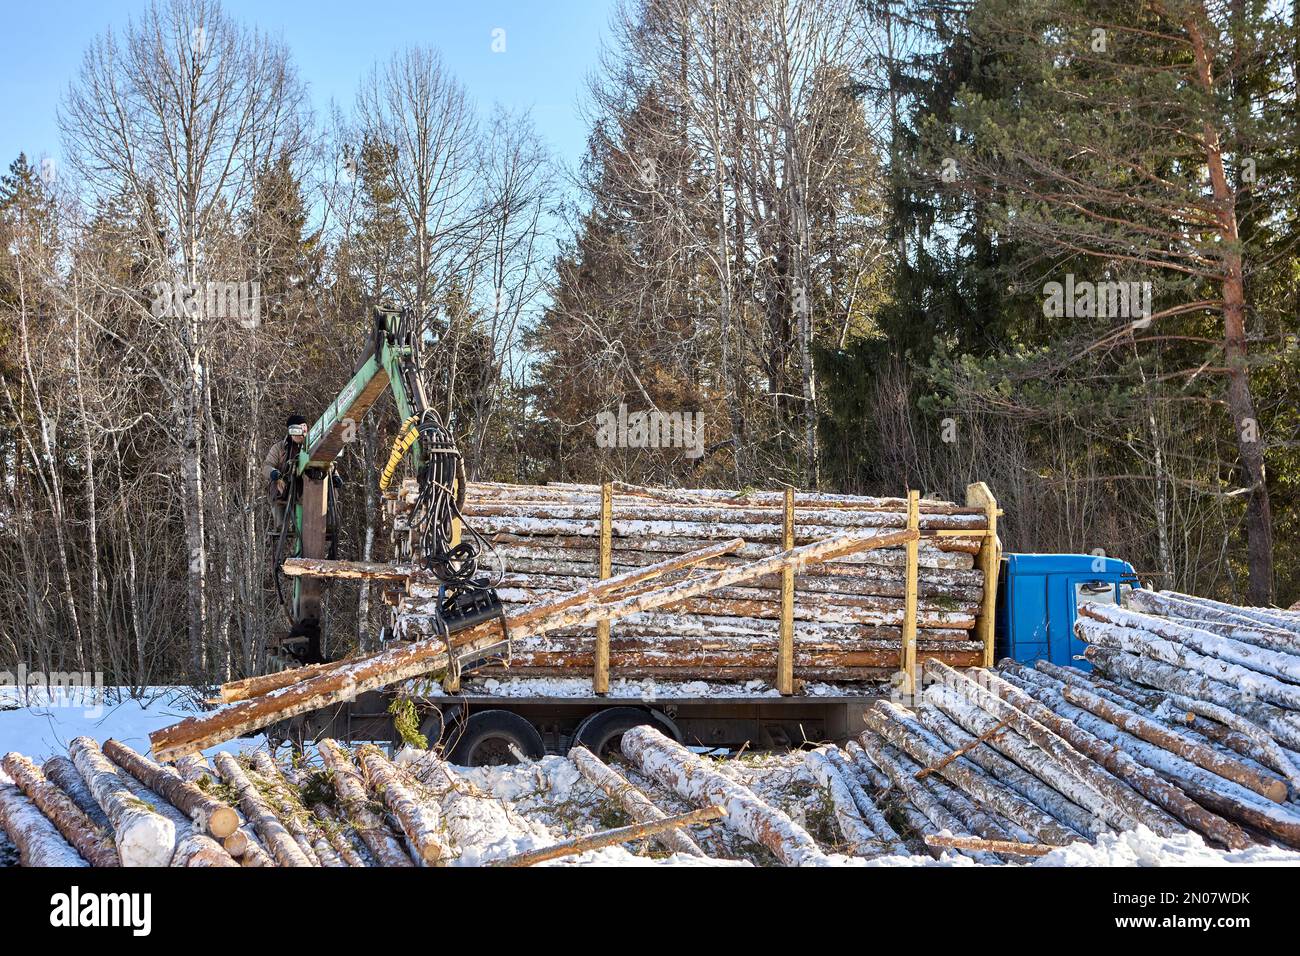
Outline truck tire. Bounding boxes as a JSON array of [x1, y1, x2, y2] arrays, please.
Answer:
[[570, 707, 680, 760], [446, 709, 545, 767]]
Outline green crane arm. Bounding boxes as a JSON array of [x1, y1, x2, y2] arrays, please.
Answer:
[[296, 309, 426, 473]]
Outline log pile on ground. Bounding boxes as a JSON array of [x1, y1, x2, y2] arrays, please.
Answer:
[[388, 481, 992, 681]]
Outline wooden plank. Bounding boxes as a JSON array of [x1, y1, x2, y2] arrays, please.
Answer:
[[899, 490, 920, 694], [777, 486, 795, 695], [966, 482, 1000, 667], [594, 481, 612, 695]]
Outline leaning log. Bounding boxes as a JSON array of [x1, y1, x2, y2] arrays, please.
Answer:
[[569, 745, 705, 856], [319, 740, 413, 867], [620, 725, 829, 866], [213, 751, 313, 868], [0, 783, 88, 867], [493, 806, 724, 867], [69, 736, 175, 867], [1088, 649, 1300, 751], [854, 730, 999, 864], [926, 661, 1185, 837], [103, 739, 238, 838], [818, 746, 906, 854], [1, 753, 118, 867]]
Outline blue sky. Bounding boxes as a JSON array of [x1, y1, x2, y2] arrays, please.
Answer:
[[0, 0, 615, 177]]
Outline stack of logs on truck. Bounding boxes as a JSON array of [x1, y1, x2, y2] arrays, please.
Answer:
[[389, 480, 1001, 691]]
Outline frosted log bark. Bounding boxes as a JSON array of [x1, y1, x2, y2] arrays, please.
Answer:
[[69, 736, 175, 867], [620, 726, 829, 866], [926, 662, 1185, 837], [103, 740, 238, 838], [213, 751, 312, 868], [804, 748, 883, 856], [855, 730, 999, 864], [318, 740, 413, 867], [41, 755, 110, 829], [2, 753, 118, 867], [246, 752, 341, 867], [357, 745, 449, 866], [0, 783, 88, 867], [819, 746, 906, 852], [569, 745, 705, 856], [864, 703, 1080, 845]]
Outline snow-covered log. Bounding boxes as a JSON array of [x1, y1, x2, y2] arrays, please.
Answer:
[[803, 748, 882, 856], [569, 745, 705, 856], [2, 753, 118, 867], [620, 725, 829, 866], [1058, 682, 1287, 802], [40, 755, 110, 829], [172, 832, 239, 867], [319, 740, 413, 867], [103, 739, 238, 838], [854, 730, 999, 864], [213, 752, 313, 868], [815, 746, 906, 854], [864, 702, 1080, 845], [1083, 603, 1300, 683], [1088, 649, 1300, 750], [1003, 669, 1298, 848], [0, 783, 88, 867], [915, 705, 1104, 840], [356, 745, 448, 866], [69, 736, 175, 867], [926, 661, 1186, 837]]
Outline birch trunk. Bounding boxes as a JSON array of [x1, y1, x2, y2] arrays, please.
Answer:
[[2, 753, 118, 867], [569, 745, 705, 856], [103, 740, 238, 837], [41, 755, 110, 829], [357, 745, 449, 866], [620, 725, 828, 866], [0, 783, 88, 867], [213, 751, 312, 868], [69, 736, 175, 867], [318, 740, 413, 867]]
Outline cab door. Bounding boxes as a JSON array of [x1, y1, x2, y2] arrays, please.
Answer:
[[1055, 576, 1119, 667]]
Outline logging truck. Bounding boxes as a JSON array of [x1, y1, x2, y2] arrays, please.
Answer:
[[257, 308, 1142, 766]]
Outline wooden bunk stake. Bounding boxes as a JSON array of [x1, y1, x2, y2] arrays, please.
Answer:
[[899, 490, 920, 694], [594, 481, 612, 695], [777, 486, 796, 695]]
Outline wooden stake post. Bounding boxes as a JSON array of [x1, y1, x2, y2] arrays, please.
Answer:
[[777, 487, 796, 695], [966, 482, 1000, 668], [899, 490, 920, 695], [594, 481, 613, 695]]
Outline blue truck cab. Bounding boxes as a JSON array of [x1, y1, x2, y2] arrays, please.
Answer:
[[994, 554, 1141, 669]]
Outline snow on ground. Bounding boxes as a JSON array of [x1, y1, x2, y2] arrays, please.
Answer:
[[0, 685, 264, 762]]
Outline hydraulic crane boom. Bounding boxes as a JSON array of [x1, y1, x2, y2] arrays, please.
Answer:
[[272, 307, 498, 664]]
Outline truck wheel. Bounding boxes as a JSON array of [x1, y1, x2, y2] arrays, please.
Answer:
[[571, 707, 680, 760], [446, 710, 544, 767]]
